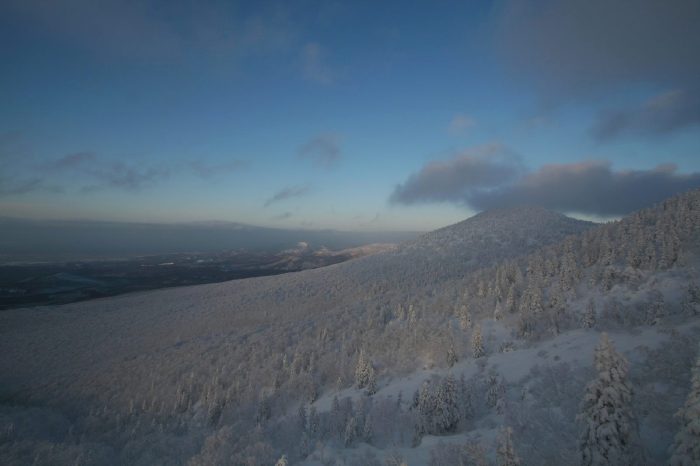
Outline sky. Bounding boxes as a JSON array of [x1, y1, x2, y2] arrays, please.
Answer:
[[1, 0, 699, 232]]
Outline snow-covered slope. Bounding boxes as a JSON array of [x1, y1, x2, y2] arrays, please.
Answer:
[[401, 205, 589, 259], [1, 192, 699, 466]]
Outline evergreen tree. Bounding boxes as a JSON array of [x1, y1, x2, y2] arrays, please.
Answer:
[[417, 380, 435, 435], [668, 345, 700, 465], [275, 454, 288, 466], [472, 325, 485, 358], [681, 283, 700, 316], [362, 414, 373, 443], [505, 284, 517, 314], [547, 287, 566, 335], [343, 416, 358, 446], [582, 298, 596, 329], [578, 333, 636, 466], [297, 403, 307, 432], [646, 290, 666, 325], [435, 375, 460, 433], [459, 373, 473, 422], [497, 426, 521, 466], [459, 304, 472, 330], [487, 374, 504, 409], [330, 395, 342, 436], [494, 300, 504, 321], [355, 349, 375, 390], [446, 342, 459, 368], [408, 304, 418, 326], [308, 406, 319, 437], [365, 367, 377, 396]]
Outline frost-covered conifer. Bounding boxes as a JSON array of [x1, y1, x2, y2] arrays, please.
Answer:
[[516, 310, 534, 339], [459, 304, 472, 330], [459, 373, 473, 421], [447, 342, 458, 368], [497, 426, 520, 466], [681, 283, 700, 316], [343, 416, 358, 446], [355, 349, 375, 390], [477, 280, 487, 297], [505, 284, 517, 314], [578, 333, 636, 466], [486, 374, 504, 409], [547, 288, 566, 335], [362, 414, 373, 443], [582, 298, 596, 329], [668, 345, 700, 465], [275, 454, 288, 466], [408, 304, 418, 326], [417, 381, 434, 435], [330, 396, 342, 435], [308, 406, 319, 436], [645, 290, 666, 325], [365, 368, 377, 396], [435, 375, 460, 433], [494, 301, 504, 321], [472, 325, 485, 358], [297, 403, 307, 432]]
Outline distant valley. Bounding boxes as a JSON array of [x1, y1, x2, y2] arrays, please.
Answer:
[[0, 242, 396, 310]]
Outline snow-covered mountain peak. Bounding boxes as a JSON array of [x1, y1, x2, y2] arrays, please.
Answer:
[[396, 205, 592, 267]]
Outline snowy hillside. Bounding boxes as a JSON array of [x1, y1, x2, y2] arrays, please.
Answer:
[[1, 190, 700, 465]]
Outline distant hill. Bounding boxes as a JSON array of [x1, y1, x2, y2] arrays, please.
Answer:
[[0, 217, 420, 261]]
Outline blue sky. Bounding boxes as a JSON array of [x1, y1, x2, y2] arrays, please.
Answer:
[[1, 0, 699, 231]]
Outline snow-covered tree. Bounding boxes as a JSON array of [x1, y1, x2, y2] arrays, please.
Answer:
[[362, 413, 373, 443], [505, 283, 517, 314], [497, 426, 521, 466], [344, 416, 358, 446], [547, 287, 566, 335], [330, 396, 343, 435], [681, 283, 700, 316], [416, 376, 460, 435], [308, 406, 319, 436], [446, 342, 458, 368], [408, 304, 418, 326], [578, 333, 637, 466], [275, 454, 288, 466], [516, 309, 534, 339], [365, 370, 377, 396], [435, 375, 460, 433], [472, 325, 485, 358], [645, 290, 666, 325], [459, 304, 472, 330], [582, 298, 596, 329], [668, 345, 700, 465], [297, 403, 307, 432], [459, 373, 473, 422], [486, 374, 504, 409], [355, 349, 376, 392], [494, 300, 504, 321]]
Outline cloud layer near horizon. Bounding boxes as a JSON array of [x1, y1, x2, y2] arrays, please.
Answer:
[[391, 149, 700, 216]]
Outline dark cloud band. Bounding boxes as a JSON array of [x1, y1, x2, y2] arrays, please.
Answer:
[[298, 134, 341, 169], [264, 185, 310, 207], [389, 144, 522, 205], [391, 152, 700, 216]]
